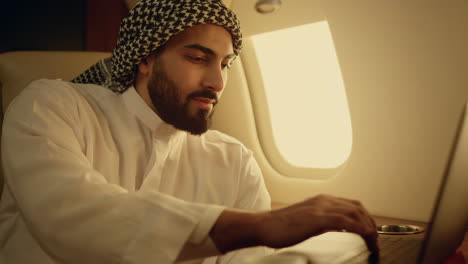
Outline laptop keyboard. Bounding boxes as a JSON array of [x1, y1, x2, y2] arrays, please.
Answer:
[[378, 235, 423, 264]]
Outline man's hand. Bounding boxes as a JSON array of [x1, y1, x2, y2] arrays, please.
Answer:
[[257, 194, 379, 253], [210, 194, 379, 255]]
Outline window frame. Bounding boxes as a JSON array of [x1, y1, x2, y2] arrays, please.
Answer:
[[240, 36, 353, 179]]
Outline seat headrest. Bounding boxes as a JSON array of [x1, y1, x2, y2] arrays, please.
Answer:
[[0, 51, 110, 112]]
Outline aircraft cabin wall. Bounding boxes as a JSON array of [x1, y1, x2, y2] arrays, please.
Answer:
[[212, 0, 468, 222]]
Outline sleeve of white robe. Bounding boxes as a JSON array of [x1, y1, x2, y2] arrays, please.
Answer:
[[1, 80, 224, 264], [214, 150, 275, 264]]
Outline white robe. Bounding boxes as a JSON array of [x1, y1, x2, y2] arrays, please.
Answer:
[[0, 79, 272, 264]]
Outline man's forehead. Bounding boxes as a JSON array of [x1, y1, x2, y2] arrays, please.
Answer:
[[166, 24, 235, 57]]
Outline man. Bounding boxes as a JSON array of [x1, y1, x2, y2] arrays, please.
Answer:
[[0, 0, 378, 263]]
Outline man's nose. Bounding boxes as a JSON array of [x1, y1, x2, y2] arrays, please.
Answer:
[[203, 65, 226, 93]]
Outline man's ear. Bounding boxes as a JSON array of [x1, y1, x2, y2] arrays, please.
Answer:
[[137, 55, 154, 76]]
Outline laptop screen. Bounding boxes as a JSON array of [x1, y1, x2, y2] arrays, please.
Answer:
[[419, 102, 468, 263]]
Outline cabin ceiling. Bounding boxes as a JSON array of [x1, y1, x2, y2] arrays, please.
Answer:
[[231, 0, 326, 36]]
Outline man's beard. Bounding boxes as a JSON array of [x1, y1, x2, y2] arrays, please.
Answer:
[[147, 63, 217, 135]]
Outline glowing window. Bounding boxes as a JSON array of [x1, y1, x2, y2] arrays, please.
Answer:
[[250, 21, 352, 168]]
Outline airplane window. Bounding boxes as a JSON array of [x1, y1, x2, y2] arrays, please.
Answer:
[[250, 21, 352, 169]]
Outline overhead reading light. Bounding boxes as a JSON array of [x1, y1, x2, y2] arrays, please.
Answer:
[[255, 0, 282, 14]]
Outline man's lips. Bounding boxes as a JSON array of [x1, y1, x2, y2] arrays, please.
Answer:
[[192, 97, 216, 110]]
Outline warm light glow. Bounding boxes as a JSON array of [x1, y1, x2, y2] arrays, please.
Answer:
[[251, 21, 352, 168]]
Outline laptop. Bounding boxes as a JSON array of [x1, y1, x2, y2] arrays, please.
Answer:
[[376, 101, 468, 264]]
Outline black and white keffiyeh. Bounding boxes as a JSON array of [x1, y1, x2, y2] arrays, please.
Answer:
[[72, 0, 242, 92]]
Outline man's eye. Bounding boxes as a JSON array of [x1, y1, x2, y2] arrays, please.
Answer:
[[188, 56, 206, 63]]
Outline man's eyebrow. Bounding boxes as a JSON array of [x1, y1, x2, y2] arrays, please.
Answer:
[[183, 44, 236, 59]]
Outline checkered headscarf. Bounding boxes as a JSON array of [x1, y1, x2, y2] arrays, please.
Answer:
[[72, 0, 242, 92]]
